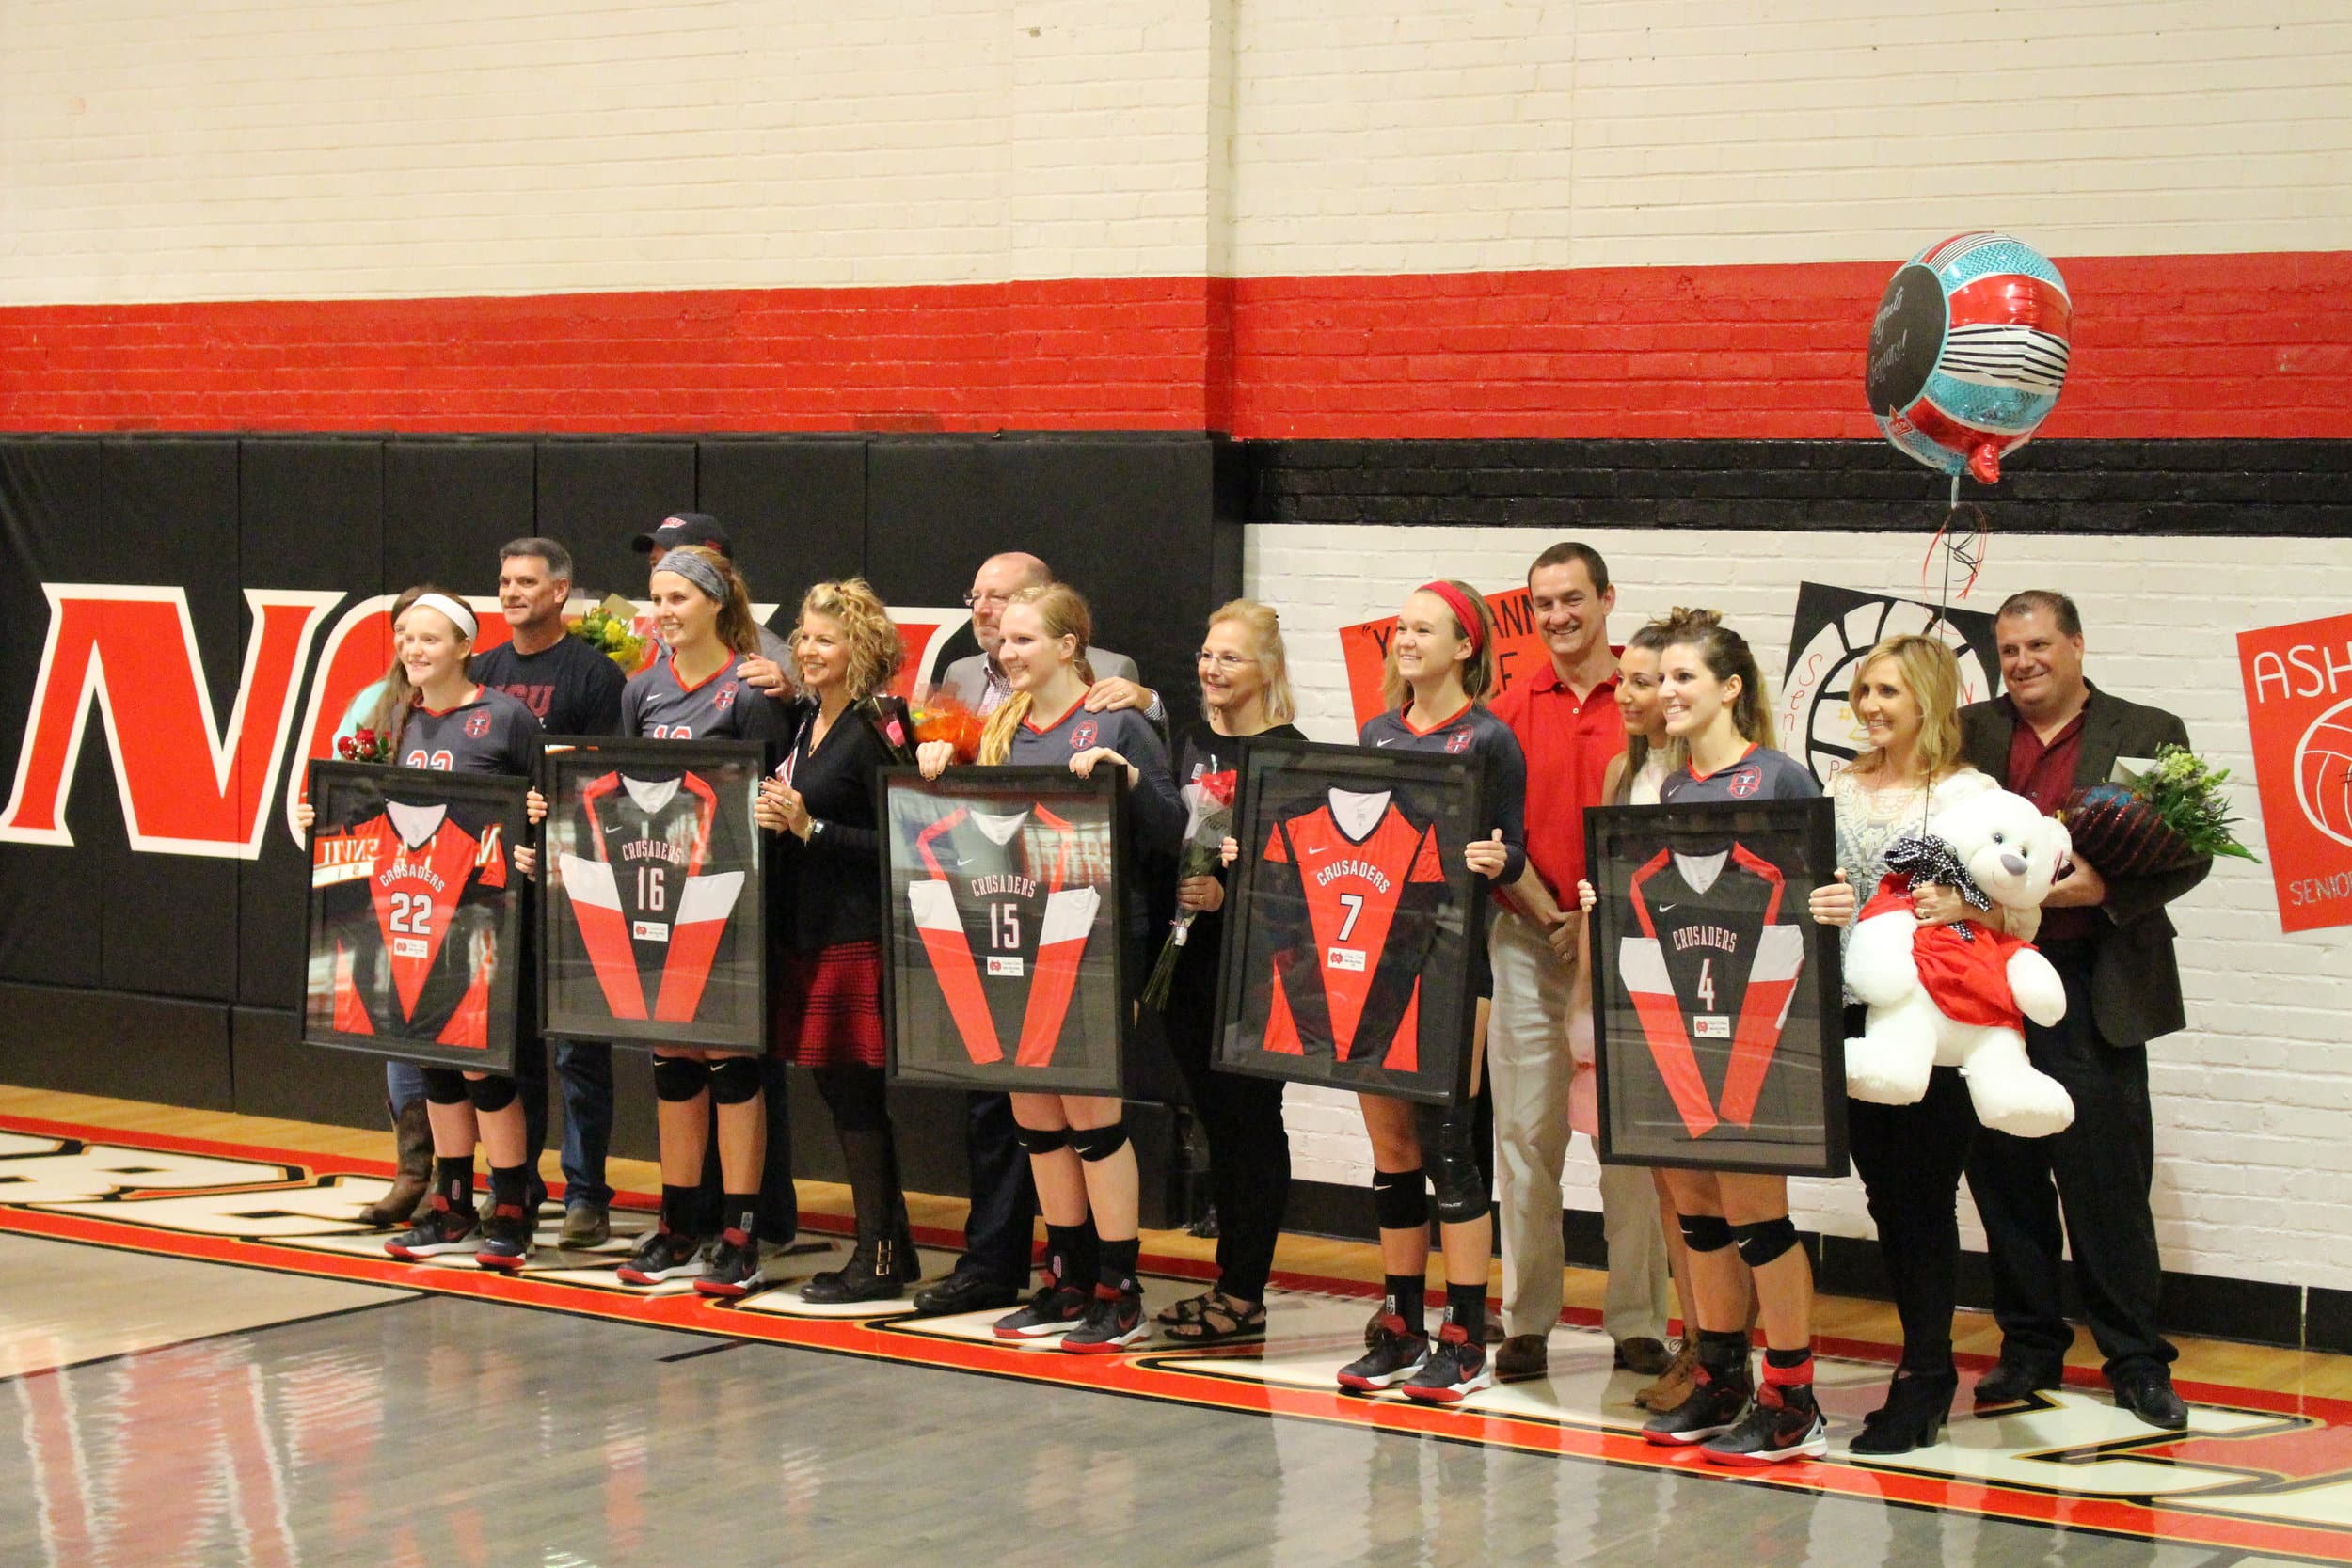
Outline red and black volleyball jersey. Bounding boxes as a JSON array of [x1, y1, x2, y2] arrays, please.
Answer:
[[1257, 787, 1447, 1070], [312, 799, 511, 1049], [397, 687, 542, 776], [1617, 846, 1806, 1137], [554, 771, 746, 1023], [904, 803, 1104, 1069], [622, 652, 784, 745]]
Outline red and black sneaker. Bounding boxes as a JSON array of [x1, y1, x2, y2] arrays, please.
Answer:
[[1402, 1321, 1495, 1404], [1642, 1361, 1752, 1446], [473, 1202, 533, 1273], [617, 1227, 705, 1286], [1337, 1313, 1431, 1393], [993, 1275, 1090, 1340], [1060, 1287, 1147, 1354], [694, 1228, 768, 1298], [386, 1195, 478, 1260], [1702, 1381, 1828, 1465]]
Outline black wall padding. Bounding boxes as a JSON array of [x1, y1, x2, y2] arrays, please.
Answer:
[[236, 440, 386, 1009], [533, 438, 699, 603], [382, 439, 536, 590], [693, 436, 868, 622], [0, 439, 105, 990], [99, 438, 243, 1001]]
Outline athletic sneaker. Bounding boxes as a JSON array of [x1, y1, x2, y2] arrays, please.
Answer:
[[993, 1278, 1090, 1340], [616, 1228, 705, 1286], [1403, 1321, 1495, 1404], [1701, 1386, 1828, 1466], [1337, 1314, 1431, 1392], [1060, 1288, 1147, 1354], [1642, 1365, 1753, 1446], [386, 1196, 479, 1260], [473, 1204, 533, 1274], [694, 1228, 767, 1299]]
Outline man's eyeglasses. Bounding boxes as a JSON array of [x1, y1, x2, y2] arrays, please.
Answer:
[[1195, 650, 1251, 672], [961, 590, 1013, 610]]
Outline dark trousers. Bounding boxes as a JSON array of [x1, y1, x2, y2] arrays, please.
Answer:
[[551, 1040, 614, 1210], [1846, 1003, 1977, 1375], [1963, 944, 2174, 1377], [956, 1090, 1036, 1286], [1165, 995, 1291, 1303]]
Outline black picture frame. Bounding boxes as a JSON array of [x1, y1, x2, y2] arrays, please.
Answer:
[[881, 766, 1130, 1098], [1585, 797, 1849, 1177], [537, 736, 770, 1051], [301, 761, 528, 1072], [1213, 737, 1486, 1107]]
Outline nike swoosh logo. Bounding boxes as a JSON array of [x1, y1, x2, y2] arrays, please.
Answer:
[[1657, 903, 1676, 912], [1375, 738, 1398, 747]]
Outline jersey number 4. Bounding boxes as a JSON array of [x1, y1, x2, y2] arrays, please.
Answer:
[[1694, 958, 1716, 1009]]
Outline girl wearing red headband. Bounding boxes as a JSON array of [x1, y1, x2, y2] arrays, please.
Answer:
[[1336, 579, 1528, 1403]]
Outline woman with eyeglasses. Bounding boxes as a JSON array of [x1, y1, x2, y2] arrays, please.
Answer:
[[1153, 602, 1305, 1344]]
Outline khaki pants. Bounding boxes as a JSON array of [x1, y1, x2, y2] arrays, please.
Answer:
[[1487, 907, 1671, 1342]]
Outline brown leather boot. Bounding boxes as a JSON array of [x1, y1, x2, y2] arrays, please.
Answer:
[[359, 1100, 433, 1227]]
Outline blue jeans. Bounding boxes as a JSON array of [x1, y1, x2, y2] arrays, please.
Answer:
[[553, 1040, 615, 1210]]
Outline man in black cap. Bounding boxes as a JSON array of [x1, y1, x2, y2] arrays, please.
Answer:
[[633, 512, 796, 673]]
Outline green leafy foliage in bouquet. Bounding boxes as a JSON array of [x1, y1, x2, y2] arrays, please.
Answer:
[[2134, 744, 2259, 863], [569, 593, 651, 674]]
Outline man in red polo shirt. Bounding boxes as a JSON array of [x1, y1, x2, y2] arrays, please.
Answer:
[[1487, 542, 1672, 1382]]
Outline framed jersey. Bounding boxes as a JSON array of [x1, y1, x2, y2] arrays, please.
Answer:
[[302, 762, 528, 1071], [882, 767, 1129, 1098], [538, 737, 769, 1050], [1214, 738, 1486, 1106], [1585, 798, 1849, 1176]]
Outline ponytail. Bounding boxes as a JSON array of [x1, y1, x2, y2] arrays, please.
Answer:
[[1663, 611, 1776, 749], [662, 545, 763, 657]]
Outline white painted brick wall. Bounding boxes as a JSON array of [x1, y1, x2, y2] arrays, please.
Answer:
[[1243, 522, 2352, 1291], [8, 0, 2350, 304]]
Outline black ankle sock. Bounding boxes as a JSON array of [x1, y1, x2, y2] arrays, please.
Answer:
[[723, 1192, 760, 1242], [1765, 1344, 1813, 1369], [435, 1158, 474, 1211], [1045, 1224, 1093, 1287], [1445, 1281, 1486, 1339], [487, 1164, 530, 1213], [1098, 1237, 1140, 1295], [660, 1183, 699, 1236], [1384, 1275, 1426, 1337], [1698, 1328, 1751, 1379]]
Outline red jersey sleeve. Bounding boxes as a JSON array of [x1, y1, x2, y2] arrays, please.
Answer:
[[1408, 824, 1444, 883], [474, 822, 510, 889], [1262, 822, 1290, 864]]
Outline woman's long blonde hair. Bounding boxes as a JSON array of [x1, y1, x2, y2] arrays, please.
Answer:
[[1379, 579, 1500, 711], [799, 578, 904, 701], [978, 582, 1095, 765], [1202, 598, 1296, 726], [1845, 633, 1965, 782], [368, 584, 471, 757]]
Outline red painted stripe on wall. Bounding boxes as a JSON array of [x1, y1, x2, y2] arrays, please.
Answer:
[[0, 253, 2345, 439]]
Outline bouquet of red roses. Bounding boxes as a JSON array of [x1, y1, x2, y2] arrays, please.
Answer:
[[1140, 767, 1238, 1011], [2059, 743, 2258, 877], [336, 727, 391, 764]]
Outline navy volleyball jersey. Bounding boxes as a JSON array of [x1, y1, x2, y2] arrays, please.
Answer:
[[622, 652, 789, 746], [1005, 697, 1187, 884], [397, 687, 543, 776], [1356, 702, 1528, 887], [1658, 744, 1819, 806]]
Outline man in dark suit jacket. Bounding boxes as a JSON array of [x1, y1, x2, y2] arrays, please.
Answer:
[[1959, 591, 2211, 1430]]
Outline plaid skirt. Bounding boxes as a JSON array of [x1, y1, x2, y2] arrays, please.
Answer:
[[772, 940, 886, 1070]]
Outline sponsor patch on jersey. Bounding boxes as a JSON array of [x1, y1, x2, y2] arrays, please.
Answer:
[[987, 956, 1026, 978], [1444, 729, 1473, 754], [632, 920, 671, 943], [1070, 720, 1099, 751], [465, 709, 492, 738], [1726, 765, 1761, 799], [392, 936, 427, 960], [1693, 1015, 1730, 1039], [1327, 946, 1367, 972]]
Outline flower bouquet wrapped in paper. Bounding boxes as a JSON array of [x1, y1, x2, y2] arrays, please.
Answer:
[[2059, 743, 2259, 877], [568, 592, 657, 675], [909, 686, 984, 765], [1140, 766, 1238, 1010]]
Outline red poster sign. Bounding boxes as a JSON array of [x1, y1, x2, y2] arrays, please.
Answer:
[[2236, 613, 2352, 933], [1337, 587, 1550, 729]]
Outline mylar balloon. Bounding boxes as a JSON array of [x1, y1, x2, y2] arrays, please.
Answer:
[[1867, 232, 2071, 485]]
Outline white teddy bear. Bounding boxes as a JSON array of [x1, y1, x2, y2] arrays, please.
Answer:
[[1842, 776, 2076, 1138]]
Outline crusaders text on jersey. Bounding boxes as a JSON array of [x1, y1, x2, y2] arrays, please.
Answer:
[[905, 802, 1104, 1069], [396, 686, 542, 776], [556, 771, 745, 1024], [1257, 787, 1447, 1071], [312, 799, 511, 1049], [1617, 845, 1806, 1138]]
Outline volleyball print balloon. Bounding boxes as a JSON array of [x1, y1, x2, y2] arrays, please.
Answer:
[[1867, 232, 2072, 485]]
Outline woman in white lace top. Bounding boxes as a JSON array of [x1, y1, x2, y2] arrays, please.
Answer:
[[1809, 633, 2001, 1455]]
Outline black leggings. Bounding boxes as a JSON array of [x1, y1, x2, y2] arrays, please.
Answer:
[[1844, 1005, 1978, 1375], [1165, 977, 1290, 1303], [814, 1064, 891, 1132]]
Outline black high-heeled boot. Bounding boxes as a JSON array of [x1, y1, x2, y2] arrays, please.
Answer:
[[801, 1127, 914, 1304], [1850, 1368, 1960, 1455]]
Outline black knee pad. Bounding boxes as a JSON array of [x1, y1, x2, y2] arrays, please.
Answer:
[[1732, 1216, 1800, 1269], [1014, 1124, 1071, 1156], [707, 1054, 763, 1105], [1678, 1212, 1735, 1253], [1416, 1101, 1486, 1226], [653, 1055, 707, 1102], [420, 1068, 470, 1106], [463, 1074, 516, 1114], [1372, 1166, 1428, 1231], [1067, 1121, 1129, 1163]]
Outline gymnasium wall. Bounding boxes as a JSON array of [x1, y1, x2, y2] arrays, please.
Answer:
[[4, 0, 2350, 1338]]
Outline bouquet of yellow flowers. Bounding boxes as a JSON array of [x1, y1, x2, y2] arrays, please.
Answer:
[[568, 593, 656, 675]]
